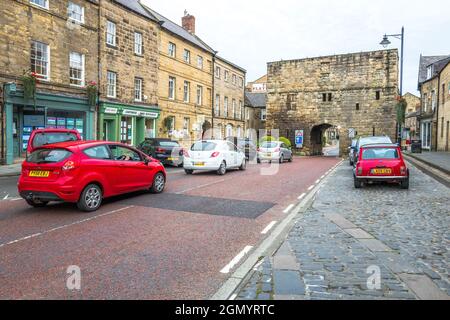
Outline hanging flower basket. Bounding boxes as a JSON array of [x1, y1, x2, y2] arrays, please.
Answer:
[[86, 81, 98, 107], [19, 71, 39, 103], [163, 116, 174, 133]]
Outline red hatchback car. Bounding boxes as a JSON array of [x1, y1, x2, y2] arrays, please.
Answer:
[[354, 144, 409, 189], [18, 141, 166, 211]]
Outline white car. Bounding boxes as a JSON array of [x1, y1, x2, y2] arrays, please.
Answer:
[[183, 140, 246, 175], [257, 141, 293, 163]]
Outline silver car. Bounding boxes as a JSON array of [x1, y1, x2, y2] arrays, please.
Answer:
[[352, 136, 393, 166], [257, 141, 293, 164]]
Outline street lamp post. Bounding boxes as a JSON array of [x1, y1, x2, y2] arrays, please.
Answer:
[[380, 26, 405, 144]]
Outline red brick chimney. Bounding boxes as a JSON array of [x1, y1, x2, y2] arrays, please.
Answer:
[[182, 10, 195, 34]]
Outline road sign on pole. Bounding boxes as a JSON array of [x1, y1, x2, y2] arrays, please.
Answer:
[[295, 130, 304, 148]]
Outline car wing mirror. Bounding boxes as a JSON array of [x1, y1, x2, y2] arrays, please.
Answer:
[[144, 158, 150, 165]]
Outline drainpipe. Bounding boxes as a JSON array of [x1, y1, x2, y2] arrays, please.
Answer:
[[211, 51, 218, 139], [1, 83, 5, 163], [97, 0, 102, 140], [435, 76, 440, 151]]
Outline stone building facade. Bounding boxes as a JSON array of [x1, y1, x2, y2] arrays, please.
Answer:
[[404, 93, 421, 140], [244, 92, 266, 140], [437, 61, 450, 151], [97, 0, 160, 147], [417, 55, 450, 151], [142, 6, 215, 147], [266, 50, 399, 156], [0, 0, 99, 164], [213, 56, 246, 139]]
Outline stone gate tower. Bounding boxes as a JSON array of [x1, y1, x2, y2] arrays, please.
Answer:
[[266, 49, 399, 156]]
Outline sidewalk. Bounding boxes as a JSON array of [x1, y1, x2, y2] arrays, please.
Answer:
[[0, 163, 22, 177], [404, 151, 450, 175]]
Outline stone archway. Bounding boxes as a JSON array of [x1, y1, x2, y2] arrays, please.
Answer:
[[310, 124, 340, 156]]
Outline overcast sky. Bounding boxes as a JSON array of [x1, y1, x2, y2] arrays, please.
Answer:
[[142, 0, 450, 95]]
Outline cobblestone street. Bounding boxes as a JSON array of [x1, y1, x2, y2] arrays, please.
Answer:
[[236, 163, 450, 300]]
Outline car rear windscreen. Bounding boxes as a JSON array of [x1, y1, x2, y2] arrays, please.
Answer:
[[32, 133, 78, 148], [261, 142, 278, 148], [191, 142, 217, 151], [362, 148, 399, 160], [27, 149, 72, 164], [159, 141, 179, 147]]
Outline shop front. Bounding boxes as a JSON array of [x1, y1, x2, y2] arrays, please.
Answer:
[[2, 83, 95, 165], [98, 102, 160, 147]]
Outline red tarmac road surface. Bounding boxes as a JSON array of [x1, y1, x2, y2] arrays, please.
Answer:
[[0, 156, 340, 299]]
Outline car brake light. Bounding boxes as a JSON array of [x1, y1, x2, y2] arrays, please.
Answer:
[[183, 149, 190, 157], [274, 148, 281, 152], [211, 152, 220, 158], [156, 147, 164, 153], [357, 166, 363, 176], [62, 160, 76, 171], [400, 166, 407, 175], [257, 147, 260, 152]]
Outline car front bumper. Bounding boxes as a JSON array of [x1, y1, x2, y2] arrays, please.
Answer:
[[355, 175, 408, 183]]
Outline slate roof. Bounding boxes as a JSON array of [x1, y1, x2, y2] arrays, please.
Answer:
[[141, 3, 216, 54], [245, 92, 266, 108], [216, 55, 246, 73], [418, 55, 450, 87], [113, 0, 159, 22]]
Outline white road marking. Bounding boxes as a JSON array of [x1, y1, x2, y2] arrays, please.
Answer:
[[283, 204, 295, 214], [321, 175, 325, 179], [2, 194, 9, 200], [0, 206, 134, 249], [229, 294, 237, 300], [220, 246, 253, 274], [307, 185, 314, 191], [10, 198, 22, 201], [261, 221, 277, 234], [176, 179, 226, 194], [315, 179, 321, 184], [298, 193, 306, 200]]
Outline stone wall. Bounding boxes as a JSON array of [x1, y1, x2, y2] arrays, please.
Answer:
[[266, 50, 399, 156], [213, 57, 246, 138], [0, 0, 99, 93], [99, 0, 159, 106], [437, 63, 450, 151]]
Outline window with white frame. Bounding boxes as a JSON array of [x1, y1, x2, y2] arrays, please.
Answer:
[[224, 97, 228, 117], [197, 56, 203, 69], [239, 77, 244, 88], [30, 0, 48, 9], [68, 2, 84, 23], [232, 74, 237, 85], [431, 90, 436, 110], [196, 85, 203, 105], [168, 42, 176, 57], [183, 81, 190, 103], [232, 99, 236, 118], [168, 76, 176, 100], [423, 93, 428, 112], [238, 100, 242, 119], [106, 20, 116, 46], [107, 71, 117, 98], [215, 66, 221, 78], [215, 94, 220, 116], [261, 109, 267, 121], [427, 66, 433, 80], [224, 70, 229, 82], [246, 108, 250, 120], [69, 52, 84, 86], [31, 40, 50, 80], [183, 49, 190, 63], [183, 117, 190, 133], [134, 78, 143, 101], [134, 32, 143, 55]]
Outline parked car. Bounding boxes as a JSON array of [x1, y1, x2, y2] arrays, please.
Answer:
[[257, 141, 293, 163], [27, 128, 82, 155], [137, 138, 184, 167], [348, 139, 358, 166], [183, 140, 246, 175], [353, 143, 409, 189], [237, 138, 258, 161], [18, 141, 166, 212], [352, 135, 393, 166]]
